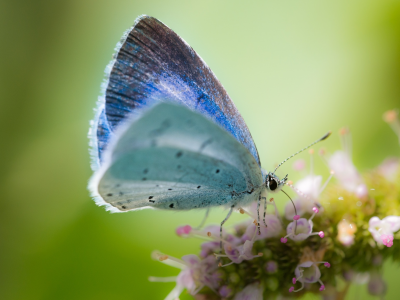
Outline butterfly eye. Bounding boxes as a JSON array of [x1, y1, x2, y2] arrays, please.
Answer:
[[269, 179, 278, 191]]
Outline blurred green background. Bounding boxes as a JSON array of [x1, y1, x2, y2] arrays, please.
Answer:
[[1, 0, 400, 299]]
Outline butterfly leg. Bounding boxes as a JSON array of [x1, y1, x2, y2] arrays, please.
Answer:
[[256, 195, 262, 235], [194, 207, 210, 230], [220, 205, 234, 255], [262, 196, 268, 228]]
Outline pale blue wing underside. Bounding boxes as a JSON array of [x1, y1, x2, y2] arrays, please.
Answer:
[[89, 103, 263, 212]]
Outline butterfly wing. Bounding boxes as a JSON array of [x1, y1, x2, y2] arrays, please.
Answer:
[[90, 103, 263, 212], [91, 15, 260, 168]]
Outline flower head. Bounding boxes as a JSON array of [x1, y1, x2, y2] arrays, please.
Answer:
[[368, 216, 400, 247], [337, 219, 357, 246], [289, 260, 330, 292], [281, 207, 324, 242]]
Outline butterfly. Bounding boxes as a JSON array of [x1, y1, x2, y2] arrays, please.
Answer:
[[88, 15, 329, 235]]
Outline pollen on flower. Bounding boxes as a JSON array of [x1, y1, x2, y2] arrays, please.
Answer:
[[319, 285, 325, 291], [383, 110, 398, 123], [239, 208, 245, 214], [281, 237, 288, 243], [293, 215, 300, 220], [159, 255, 169, 261], [313, 207, 319, 213], [289, 287, 295, 292], [324, 262, 331, 268], [319, 231, 325, 238], [309, 149, 314, 155]]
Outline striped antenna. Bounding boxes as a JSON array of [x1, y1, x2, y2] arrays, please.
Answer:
[[274, 131, 331, 173]]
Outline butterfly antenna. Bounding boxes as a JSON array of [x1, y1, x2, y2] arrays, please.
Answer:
[[274, 131, 331, 173]]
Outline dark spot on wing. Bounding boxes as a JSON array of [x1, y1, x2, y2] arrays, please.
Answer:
[[149, 200, 155, 203], [149, 196, 154, 199], [122, 205, 127, 209], [168, 188, 172, 190], [176, 151, 183, 158], [197, 186, 201, 189], [177, 165, 181, 169], [143, 168, 148, 174], [169, 203, 174, 208], [107, 193, 113, 197], [142, 177, 147, 181], [216, 169, 220, 173]]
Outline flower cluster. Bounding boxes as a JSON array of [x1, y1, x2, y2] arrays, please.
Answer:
[[150, 110, 400, 299]]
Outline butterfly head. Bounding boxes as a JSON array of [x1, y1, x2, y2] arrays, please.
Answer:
[[265, 172, 288, 193]]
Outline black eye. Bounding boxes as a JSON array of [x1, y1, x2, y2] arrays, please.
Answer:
[[269, 179, 278, 191]]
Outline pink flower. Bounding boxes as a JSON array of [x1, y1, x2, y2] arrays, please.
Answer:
[[368, 216, 400, 247], [281, 207, 324, 242], [289, 261, 330, 292], [150, 252, 219, 299], [381, 235, 394, 247]]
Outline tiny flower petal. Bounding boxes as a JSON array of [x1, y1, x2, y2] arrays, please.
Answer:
[[381, 234, 394, 247]]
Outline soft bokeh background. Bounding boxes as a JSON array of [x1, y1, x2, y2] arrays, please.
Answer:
[[2, 0, 400, 299]]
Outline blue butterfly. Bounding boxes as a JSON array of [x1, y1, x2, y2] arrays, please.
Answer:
[[89, 15, 329, 234]]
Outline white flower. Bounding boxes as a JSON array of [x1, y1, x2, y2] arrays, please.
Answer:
[[233, 282, 263, 300], [378, 157, 399, 182], [285, 175, 322, 219], [289, 261, 330, 292], [150, 252, 218, 300], [337, 219, 357, 247], [368, 216, 400, 247], [281, 207, 324, 243], [328, 151, 367, 199]]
